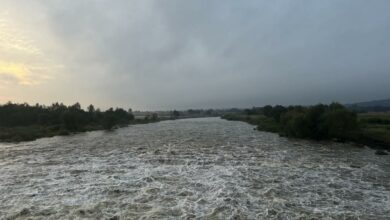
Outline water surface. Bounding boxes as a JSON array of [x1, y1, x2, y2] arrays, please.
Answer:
[[0, 118, 389, 219]]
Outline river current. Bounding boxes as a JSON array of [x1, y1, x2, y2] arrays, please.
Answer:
[[0, 118, 389, 219]]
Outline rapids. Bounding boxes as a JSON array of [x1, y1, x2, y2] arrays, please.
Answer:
[[0, 118, 389, 219]]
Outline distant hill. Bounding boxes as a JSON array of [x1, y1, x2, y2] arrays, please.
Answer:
[[350, 98, 390, 107], [346, 98, 390, 112]]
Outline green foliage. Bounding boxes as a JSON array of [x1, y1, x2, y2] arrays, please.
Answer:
[[360, 117, 390, 125], [224, 107, 389, 148], [226, 103, 359, 141], [102, 108, 134, 130], [280, 108, 311, 138], [0, 102, 135, 135], [323, 108, 358, 139], [279, 103, 358, 140], [244, 107, 262, 115], [62, 111, 81, 130], [102, 114, 116, 130], [358, 113, 390, 147], [262, 105, 287, 122]]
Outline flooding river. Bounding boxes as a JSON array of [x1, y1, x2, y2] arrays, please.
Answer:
[[0, 118, 389, 219]]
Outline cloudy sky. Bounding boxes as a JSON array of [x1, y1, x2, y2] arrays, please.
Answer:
[[1, 0, 390, 110]]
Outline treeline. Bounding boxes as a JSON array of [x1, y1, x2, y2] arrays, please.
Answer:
[[274, 103, 357, 140], [225, 103, 359, 141], [184, 108, 243, 117], [0, 102, 135, 131]]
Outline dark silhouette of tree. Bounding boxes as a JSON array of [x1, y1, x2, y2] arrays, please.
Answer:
[[0, 102, 136, 131], [224, 103, 359, 141], [70, 102, 81, 110], [277, 103, 358, 140], [172, 110, 180, 118], [103, 114, 116, 130], [62, 111, 81, 130], [88, 104, 95, 113]]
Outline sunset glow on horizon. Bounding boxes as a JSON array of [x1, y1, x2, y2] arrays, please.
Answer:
[[1, 0, 390, 110]]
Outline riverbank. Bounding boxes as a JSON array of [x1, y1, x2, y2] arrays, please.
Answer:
[[222, 110, 390, 150], [0, 102, 189, 143], [0, 119, 167, 143]]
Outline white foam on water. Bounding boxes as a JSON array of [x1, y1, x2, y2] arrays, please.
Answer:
[[0, 118, 389, 219]]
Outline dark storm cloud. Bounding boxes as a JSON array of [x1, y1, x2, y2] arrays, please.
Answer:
[[9, 0, 390, 109]]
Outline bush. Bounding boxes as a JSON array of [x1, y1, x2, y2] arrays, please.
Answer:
[[270, 103, 358, 140], [102, 114, 116, 130], [324, 108, 357, 139], [280, 109, 310, 138]]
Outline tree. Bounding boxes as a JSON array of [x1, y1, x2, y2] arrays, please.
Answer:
[[62, 111, 80, 130], [102, 114, 116, 130], [278, 103, 358, 140], [262, 105, 273, 118], [88, 104, 95, 113], [280, 108, 310, 138], [0, 101, 138, 133], [324, 108, 358, 140], [70, 102, 81, 110], [172, 110, 180, 118]]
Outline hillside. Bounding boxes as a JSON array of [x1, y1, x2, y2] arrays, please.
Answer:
[[350, 98, 390, 107], [347, 98, 390, 112]]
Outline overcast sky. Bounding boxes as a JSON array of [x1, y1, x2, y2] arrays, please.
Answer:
[[1, 0, 390, 110]]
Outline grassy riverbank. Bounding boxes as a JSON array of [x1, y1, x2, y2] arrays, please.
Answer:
[[0, 102, 172, 143], [357, 113, 390, 148], [0, 119, 165, 143], [222, 104, 390, 150]]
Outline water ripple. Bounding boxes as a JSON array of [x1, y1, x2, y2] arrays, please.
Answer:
[[0, 118, 389, 219]]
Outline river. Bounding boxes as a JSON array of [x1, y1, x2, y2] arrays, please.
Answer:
[[0, 118, 389, 219]]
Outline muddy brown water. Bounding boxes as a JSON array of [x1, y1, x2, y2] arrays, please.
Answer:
[[0, 118, 389, 219]]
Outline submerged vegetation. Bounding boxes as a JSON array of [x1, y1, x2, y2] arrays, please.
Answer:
[[222, 103, 390, 149], [0, 102, 160, 142]]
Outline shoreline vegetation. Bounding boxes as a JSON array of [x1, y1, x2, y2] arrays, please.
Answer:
[[0, 102, 221, 143], [0, 102, 179, 143], [1, 101, 389, 152], [222, 103, 390, 151]]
